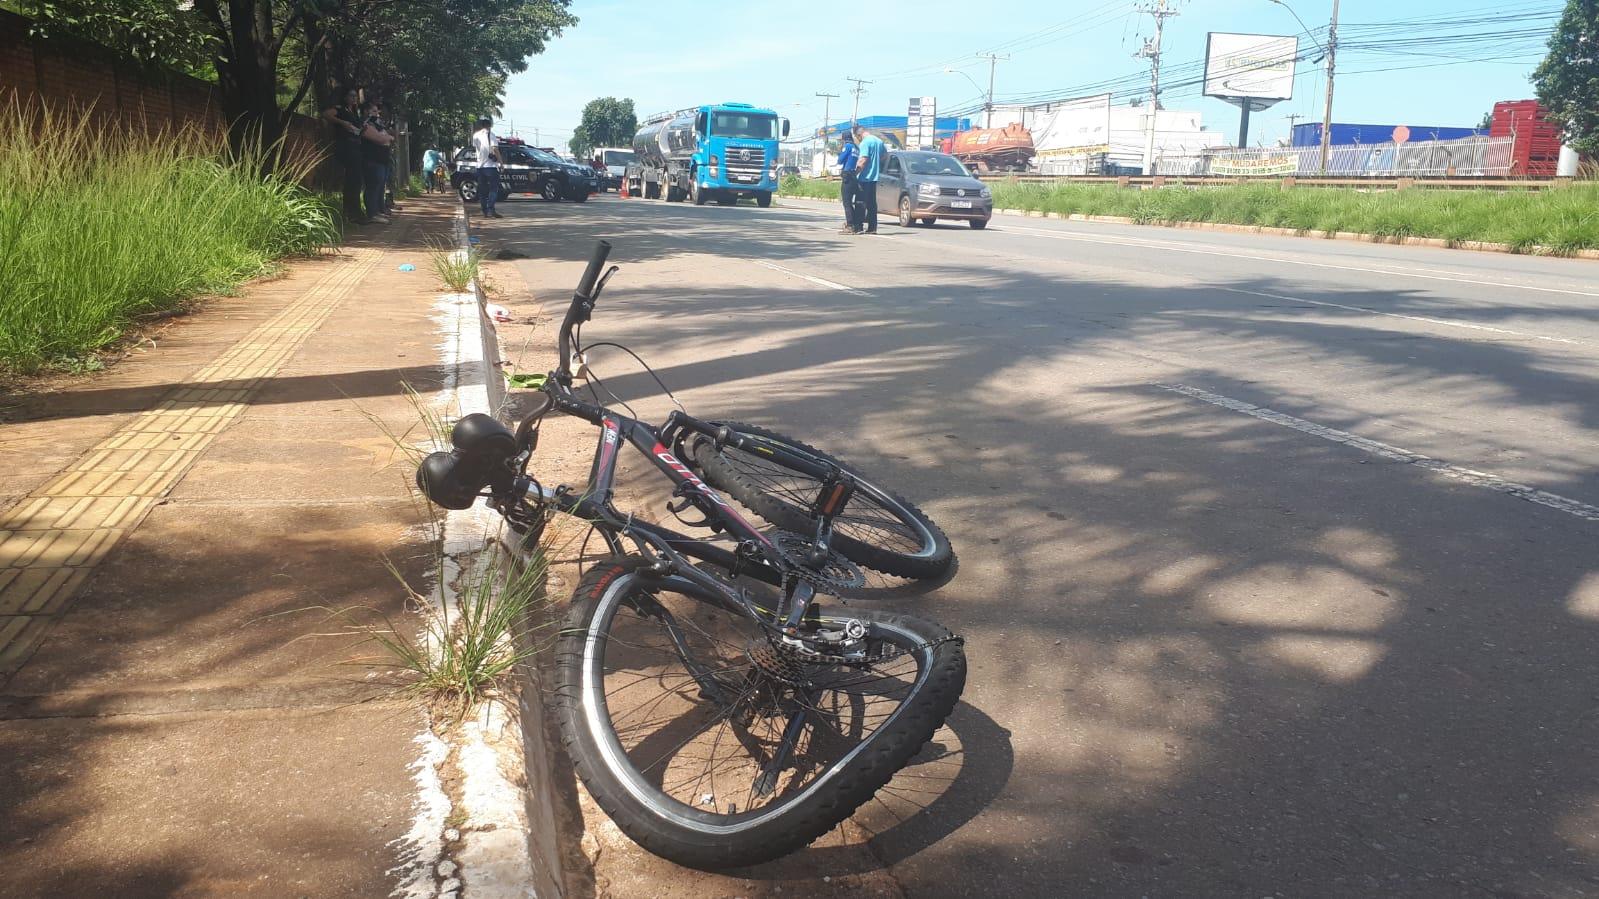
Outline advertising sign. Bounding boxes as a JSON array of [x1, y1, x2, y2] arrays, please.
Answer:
[[1212, 154, 1299, 176], [907, 96, 937, 149], [1203, 33, 1298, 101]]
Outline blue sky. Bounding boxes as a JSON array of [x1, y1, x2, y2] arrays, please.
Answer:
[[499, 0, 1560, 153]]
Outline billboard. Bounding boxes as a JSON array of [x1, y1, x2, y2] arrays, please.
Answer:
[[1203, 33, 1298, 101], [1025, 93, 1113, 154], [907, 97, 937, 149]]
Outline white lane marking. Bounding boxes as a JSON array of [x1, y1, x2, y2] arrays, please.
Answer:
[[1216, 286, 1585, 347], [1159, 383, 1599, 523], [997, 222, 1599, 300], [752, 259, 869, 295]]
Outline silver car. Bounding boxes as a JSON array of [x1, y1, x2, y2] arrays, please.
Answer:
[[874, 151, 993, 229]]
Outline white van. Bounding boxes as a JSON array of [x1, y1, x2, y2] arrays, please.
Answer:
[[595, 147, 635, 191]]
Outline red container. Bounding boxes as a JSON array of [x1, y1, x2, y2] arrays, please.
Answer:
[[1492, 100, 1562, 175]]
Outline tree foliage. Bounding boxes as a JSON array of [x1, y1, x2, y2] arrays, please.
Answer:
[[569, 97, 636, 160], [1533, 0, 1599, 157], [14, 0, 574, 168]]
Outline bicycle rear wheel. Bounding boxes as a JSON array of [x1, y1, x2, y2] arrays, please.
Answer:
[[554, 557, 966, 870], [685, 423, 954, 580]]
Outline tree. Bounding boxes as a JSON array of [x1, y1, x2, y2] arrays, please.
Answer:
[[1478, 111, 1494, 131], [17, 0, 575, 167], [569, 97, 636, 160], [1532, 0, 1599, 157]]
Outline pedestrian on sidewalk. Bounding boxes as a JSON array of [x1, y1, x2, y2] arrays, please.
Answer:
[[853, 124, 885, 235], [837, 130, 861, 234], [472, 117, 503, 218], [360, 100, 396, 224], [321, 87, 366, 224], [422, 146, 446, 192]]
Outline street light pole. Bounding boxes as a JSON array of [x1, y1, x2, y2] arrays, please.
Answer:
[[1136, 0, 1179, 176]]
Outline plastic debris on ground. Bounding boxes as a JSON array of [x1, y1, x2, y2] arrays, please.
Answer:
[[397, 263, 416, 272]]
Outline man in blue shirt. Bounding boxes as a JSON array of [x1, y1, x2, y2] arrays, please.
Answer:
[[836, 130, 861, 234], [853, 124, 885, 234]]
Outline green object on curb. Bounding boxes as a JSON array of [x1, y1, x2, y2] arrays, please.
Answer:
[[507, 371, 547, 389]]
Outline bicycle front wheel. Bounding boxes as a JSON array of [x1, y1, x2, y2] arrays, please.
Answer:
[[685, 423, 954, 580], [554, 557, 966, 870]]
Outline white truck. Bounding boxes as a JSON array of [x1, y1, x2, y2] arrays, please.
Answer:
[[594, 147, 635, 192]]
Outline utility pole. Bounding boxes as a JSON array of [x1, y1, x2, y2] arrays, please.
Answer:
[[1136, 0, 1179, 176], [846, 77, 872, 125], [978, 53, 1009, 128], [1319, 0, 1340, 173], [815, 91, 839, 174]]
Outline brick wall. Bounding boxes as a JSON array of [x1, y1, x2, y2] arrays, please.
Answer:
[[0, 10, 332, 185]]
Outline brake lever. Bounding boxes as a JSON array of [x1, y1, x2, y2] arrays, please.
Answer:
[[590, 265, 621, 300]]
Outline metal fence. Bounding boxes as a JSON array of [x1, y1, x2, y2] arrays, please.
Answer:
[[1184, 135, 1515, 178]]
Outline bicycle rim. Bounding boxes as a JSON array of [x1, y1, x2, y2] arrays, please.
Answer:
[[581, 576, 930, 832]]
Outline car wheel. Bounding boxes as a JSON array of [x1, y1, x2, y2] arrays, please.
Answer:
[[919, 218, 935, 226], [457, 178, 477, 202], [541, 180, 563, 202], [570, 187, 590, 202], [898, 194, 913, 227], [970, 217, 989, 230]]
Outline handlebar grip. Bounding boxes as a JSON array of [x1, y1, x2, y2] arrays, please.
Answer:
[[575, 240, 612, 298]]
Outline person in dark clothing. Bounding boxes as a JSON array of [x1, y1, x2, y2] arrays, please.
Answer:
[[360, 100, 396, 223], [321, 88, 366, 224], [836, 130, 861, 235]]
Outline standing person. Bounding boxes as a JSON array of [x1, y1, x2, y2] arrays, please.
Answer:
[[836, 130, 861, 235], [321, 87, 366, 224], [853, 124, 885, 234], [472, 117, 502, 218], [422, 146, 446, 192], [360, 100, 396, 223]]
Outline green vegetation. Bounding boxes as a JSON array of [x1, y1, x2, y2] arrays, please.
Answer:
[[1534, 0, 1598, 158], [0, 102, 336, 375], [429, 244, 487, 292], [778, 177, 1599, 255], [569, 97, 638, 160], [778, 175, 841, 200]]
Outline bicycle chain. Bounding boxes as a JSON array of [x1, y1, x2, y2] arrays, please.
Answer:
[[768, 631, 966, 667]]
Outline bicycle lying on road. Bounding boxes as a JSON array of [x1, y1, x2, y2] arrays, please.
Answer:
[[416, 241, 966, 869]]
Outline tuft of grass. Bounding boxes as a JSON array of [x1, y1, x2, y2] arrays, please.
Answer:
[[374, 540, 556, 717], [0, 97, 338, 375], [430, 242, 486, 292]]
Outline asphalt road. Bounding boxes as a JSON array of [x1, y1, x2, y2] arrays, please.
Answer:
[[491, 192, 1599, 897]]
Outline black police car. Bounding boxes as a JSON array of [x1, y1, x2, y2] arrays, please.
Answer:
[[452, 138, 598, 203]]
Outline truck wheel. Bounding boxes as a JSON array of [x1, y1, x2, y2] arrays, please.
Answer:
[[756, 192, 772, 208], [691, 180, 707, 205]]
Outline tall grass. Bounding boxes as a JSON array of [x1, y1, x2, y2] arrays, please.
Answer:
[[986, 180, 1599, 254], [777, 175, 1599, 254], [0, 98, 338, 375]]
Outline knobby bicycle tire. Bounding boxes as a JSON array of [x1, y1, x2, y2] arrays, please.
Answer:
[[684, 423, 954, 580], [553, 557, 967, 870]]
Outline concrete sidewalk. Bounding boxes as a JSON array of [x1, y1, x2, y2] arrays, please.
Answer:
[[0, 198, 465, 897]]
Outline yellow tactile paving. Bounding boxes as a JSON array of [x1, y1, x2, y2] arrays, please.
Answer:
[[0, 249, 382, 675]]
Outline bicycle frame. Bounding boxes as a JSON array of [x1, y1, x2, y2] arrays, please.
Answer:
[[489, 239, 863, 633]]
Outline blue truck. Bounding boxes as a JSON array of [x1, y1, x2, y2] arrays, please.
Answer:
[[627, 102, 789, 207]]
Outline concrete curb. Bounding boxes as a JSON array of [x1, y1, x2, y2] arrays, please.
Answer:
[[413, 210, 564, 898], [777, 194, 1599, 260]]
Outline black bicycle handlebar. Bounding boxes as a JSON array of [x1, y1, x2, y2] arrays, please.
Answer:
[[558, 240, 612, 381]]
